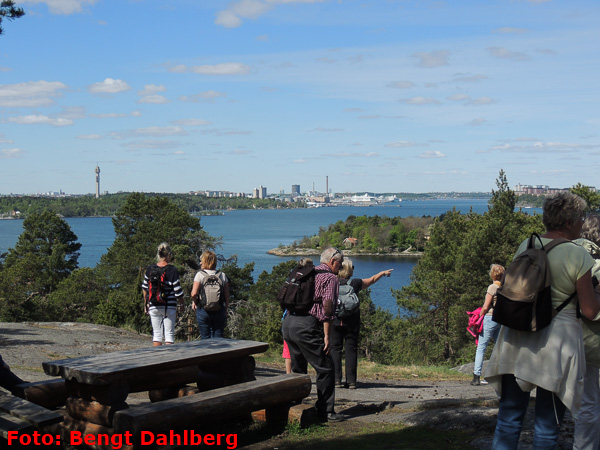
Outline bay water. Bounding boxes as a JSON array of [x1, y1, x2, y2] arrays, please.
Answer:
[[0, 198, 540, 313]]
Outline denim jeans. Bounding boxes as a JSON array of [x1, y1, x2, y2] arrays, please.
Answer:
[[574, 365, 600, 450], [474, 315, 500, 376], [492, 374, 566, 450], [196, 306, 226, 339]]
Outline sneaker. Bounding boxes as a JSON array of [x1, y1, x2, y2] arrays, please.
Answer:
[[347, 383, 357, 389], [480, 379, 489, 385], [334, 382, 346, 389], [470, 375, 480, 386], [326, 412, 345, 422]]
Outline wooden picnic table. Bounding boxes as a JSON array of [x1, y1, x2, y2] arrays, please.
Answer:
[[43, 338, 268, 386]]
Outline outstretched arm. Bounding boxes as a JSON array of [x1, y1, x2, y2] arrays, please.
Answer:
[[362, 269, 393, 289]]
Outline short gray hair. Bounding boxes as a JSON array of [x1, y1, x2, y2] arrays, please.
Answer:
[[542, 192, 586, 231], [582, 213, 600, 246], [320, 247, 343, 264]]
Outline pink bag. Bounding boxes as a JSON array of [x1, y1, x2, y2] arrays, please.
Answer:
[[467, 308, 484, 345]]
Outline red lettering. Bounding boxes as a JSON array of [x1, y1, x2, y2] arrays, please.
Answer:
[[168, 430, 180, 446], [71, 431, 82, 445], [84, 434, 96, 445], [204, 434, 214, 445], [155, 433, 167, 446], [124, 431, 133, 446], [41, 434, 53, 445], [21, 434, 31, 445], [190, 430, 202, 445], [7, 431, 18, 444], [141, 431, 154, 445]]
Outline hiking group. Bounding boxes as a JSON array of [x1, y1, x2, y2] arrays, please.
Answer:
[[468, 191, 600, 449], [135, 190, 600, 444]]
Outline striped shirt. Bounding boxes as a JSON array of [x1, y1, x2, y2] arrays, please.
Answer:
[[142, 264, 183, 310], [309, 263, 339, 322]]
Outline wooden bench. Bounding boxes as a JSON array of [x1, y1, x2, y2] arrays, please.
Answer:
[[0, 391, 63, 439], [14, 379, 67, 409], [113, 373, 312, 438]]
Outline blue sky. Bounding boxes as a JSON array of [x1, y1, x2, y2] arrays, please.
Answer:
[[0, 0, 598, 195]]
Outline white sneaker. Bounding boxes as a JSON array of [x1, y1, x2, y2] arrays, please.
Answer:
[[480, 379, 489, 385]]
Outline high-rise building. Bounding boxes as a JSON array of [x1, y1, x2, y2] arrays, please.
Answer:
[[260, 185, 267, 199], [292, 184, 300, 195], [95, 165, 101, 198]]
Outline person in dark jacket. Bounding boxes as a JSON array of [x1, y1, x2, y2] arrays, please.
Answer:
[[331, 258, 392, 389]]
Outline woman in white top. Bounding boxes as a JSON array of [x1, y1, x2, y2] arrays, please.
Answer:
[[191, 250, 230, 339]]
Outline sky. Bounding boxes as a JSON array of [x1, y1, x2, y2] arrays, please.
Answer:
[[0, 0, 599, 196]]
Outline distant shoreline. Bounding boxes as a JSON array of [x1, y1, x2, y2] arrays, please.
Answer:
[[267, 247, 423, 258]]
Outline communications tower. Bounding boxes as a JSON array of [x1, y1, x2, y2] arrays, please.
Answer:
[[95, 165, 100, 198]]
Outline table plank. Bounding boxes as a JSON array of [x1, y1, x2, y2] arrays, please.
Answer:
[[0, 392, 63, 427], [42, 339, 268, 385]]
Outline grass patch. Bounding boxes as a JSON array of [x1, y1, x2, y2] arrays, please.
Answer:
[[253, 351, 469, 382], [258, 422, 477, 450]]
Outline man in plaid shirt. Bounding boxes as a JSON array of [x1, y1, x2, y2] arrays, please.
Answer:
[[283, 247, 345, 422]]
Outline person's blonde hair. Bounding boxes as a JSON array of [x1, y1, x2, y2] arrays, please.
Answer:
[[156, 242, 173, 263], [489, 264, 505, 282], [542, 192, 587, 231], [338, 258, 354, 280], [582, 213, 600, 247], [201, 250, 217, 270], [298, 258, 313, 268]]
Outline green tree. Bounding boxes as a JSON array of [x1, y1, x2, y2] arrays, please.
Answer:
[[3, 211, 81, 295], [0, 1, 24, 35], [570, 183, 600, 213], [96, 193, 218, 331]]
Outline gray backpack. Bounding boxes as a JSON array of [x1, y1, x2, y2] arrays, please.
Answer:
[[492, 234, 573, 332], [336, 281, 360, 318], [199, 270, 224, 312]]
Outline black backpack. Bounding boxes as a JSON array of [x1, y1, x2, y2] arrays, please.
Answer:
[[148, 264, 167, 306], [493, 234, 574, 332], [277, 263, 325, 314]]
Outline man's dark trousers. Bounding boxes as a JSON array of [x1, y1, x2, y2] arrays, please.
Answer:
[[282, 314, 335, 416]]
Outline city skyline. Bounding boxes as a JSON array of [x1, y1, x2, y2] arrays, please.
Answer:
[[0, 1, 599, 195]]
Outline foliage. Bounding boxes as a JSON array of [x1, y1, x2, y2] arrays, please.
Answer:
[[293, 215, 433, 253], [95, 193, 218, 331], [0, 1, 24, 35], [570, 183, 600, 213], [392, 171, 543, 365], [0, 192, 304, 218], [0, 212, 81, 321], [46, 268, 108, 323]]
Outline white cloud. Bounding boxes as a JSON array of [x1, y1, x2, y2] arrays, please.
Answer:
[[452, 74, 489, 83], [0, 134, 14, 144], [7, 115, 73, 126], [170, 63, 251, 75], [179, 91, 227, 102], [123, 140, 185, 150], [138, 95, 170, 104], [0, 148, 23, 159], [385, 141, 426, 148], [412, 50, 450, 68], [491, 141, 600, 153], [0, 81, 68, 108], [88, 78, 131, 94], [171, 119, 212, 126], [22, 0, 98, 15], [89, 113, 127, 119], [110, 126, 188, 139], [447, 94, 470, 101], [398, 97, 440, 105], [76, 134, 103, 140], [138, 84, 166, 96], [232, 149, 253, 155], [387, 81, 415, 89], [294, 159, 307, 163], [307, 127, 344, 132], [467, 97, 496, 106], [493, 27, 529, 34], [418, 151, 446, 159], [131, 110, 142, 117], [468, 118, 487, 126], [487, 47, 531, 62], [215, 0, 324, 28]]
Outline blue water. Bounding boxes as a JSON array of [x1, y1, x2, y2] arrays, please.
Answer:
[[0, 199, 542, 313]]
